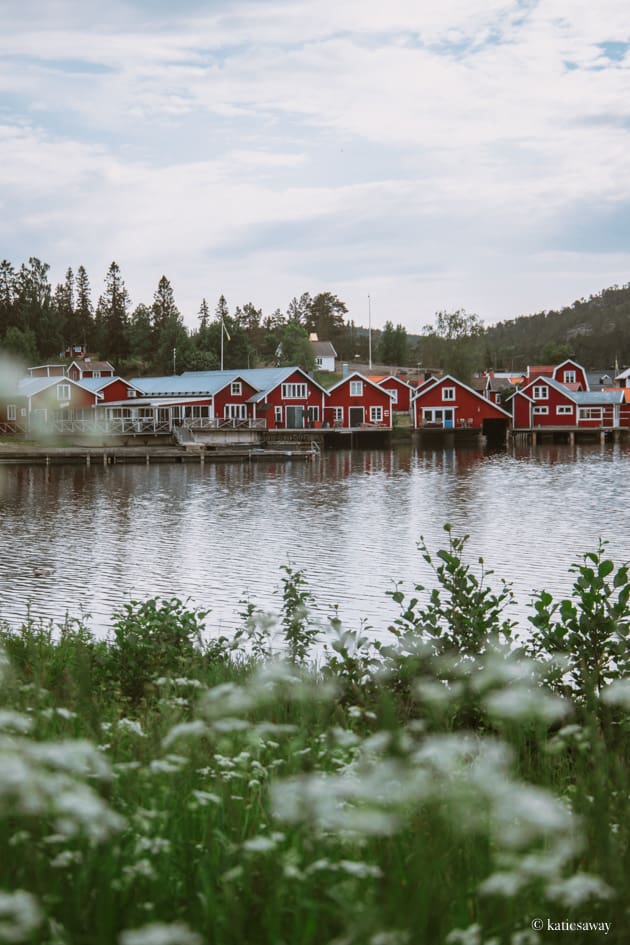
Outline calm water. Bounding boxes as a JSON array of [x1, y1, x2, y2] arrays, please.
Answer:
[[1, 442, 628, 641]]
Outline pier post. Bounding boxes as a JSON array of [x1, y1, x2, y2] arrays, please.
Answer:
[[600, 430, 606, 445], [146, 454, 150, 465], [86, 454, 91, 466], [569, 431, 575, 447], [531, 431, 537, 447]]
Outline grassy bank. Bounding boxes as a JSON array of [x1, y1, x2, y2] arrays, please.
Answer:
[[0, 530, 628, 945]]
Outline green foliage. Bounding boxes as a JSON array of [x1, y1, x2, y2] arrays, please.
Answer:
[[277, 323, 315, 371], [528, 541, 630, 705], [279, 564, 318, 663], [109, 597, 207, 703], [379, 320, 408, 365]]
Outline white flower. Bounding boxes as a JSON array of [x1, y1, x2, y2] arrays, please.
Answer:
[[601, 678, 630, 709], [0, 711, 32, 734], [162, 720, 207, 749], [118, 921, 202, 945], [445, 924, 482, 945], [484, 687, 567, 724], [191, 790, 221, 807], [479, 871, 526, 898], [338, 860, 382, 879], [114, 719, 145, 737], [0, 889, 42, 943], [546, 873, 614, 907]]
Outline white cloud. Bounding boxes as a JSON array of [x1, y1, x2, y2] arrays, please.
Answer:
[[2, 1, 630, 328]]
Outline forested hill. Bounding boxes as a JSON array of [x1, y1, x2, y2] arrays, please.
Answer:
[[482, 283, 630, 370]]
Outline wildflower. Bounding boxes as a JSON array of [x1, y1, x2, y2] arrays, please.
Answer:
[[445, 924, 482, 945], [484, 686, 567, 724], [220, 865, 243, 883], [242, 836, 277, 853], [601, 678, 630, 709], [114, 719, 146, 737], [135, 837, 171, 856], [0, 711, 32, 734], [338, 860, 382, 879], [370, 932, 410, 945], [479, 871, 526, 897], [0, 889, 42, 943], [148, 756, 187, 775], [162, 720, 207, 749], [122, 859, 156, 882], [118, 921, 202, 945], [546, 873, 614, 907], [50, 850, 83, 869], [191, 790, 221, 807]]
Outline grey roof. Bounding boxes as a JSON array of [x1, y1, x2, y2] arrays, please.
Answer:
[[572, 390, 623, 404], [76, 376, 133, 393], [586, 370, 615, 390], [614, 367, 630, 381], [131, 366, 326, 400], [17, 376, 73, 397], [310, 341, 337, 358]]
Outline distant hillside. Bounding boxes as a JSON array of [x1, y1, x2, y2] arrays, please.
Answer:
[[481, 284, 630, 371]]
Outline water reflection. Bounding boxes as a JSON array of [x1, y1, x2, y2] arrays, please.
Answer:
[[1, 442, 629, 640]]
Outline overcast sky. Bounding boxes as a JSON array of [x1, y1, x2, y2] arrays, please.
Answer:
[[2, 1, 630, 331]]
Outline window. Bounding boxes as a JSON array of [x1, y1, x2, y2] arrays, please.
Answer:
[[556, 405, 573, 415], [532, 406, 549, 415], [385, 387, 398, 404], [231, 381, 242, 396], [127, 389, 137, 398], [442, 387, 456, 401], [349, 380, 363, 396], [315, 357, 323, 367], [369, 405, 383, 423], [563, 370, 576, 384], [578, 407, 603, 421], [92, 371, 101, 378], [57, 384, 71, 401], [332, 407, 343, 423], [281, 383, 307, 400], [7, 405, 16, 421], [307, 406, 319, 422], [224, 404, 247, 419], [533, 385, 548, 400], [423, 408, 444, 423], [275, 406, 283, 424]]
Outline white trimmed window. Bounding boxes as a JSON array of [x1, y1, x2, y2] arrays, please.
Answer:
[[369, 405, 383, 423], [7, 405, 16, 421], [423, 408, 444, 422], [225, 403, 247, 419], [92, 371, 101, 378], [533, 385, 548, 400], [442, 386, 456, 401], [385, 387, 398, 403], [332, 407, 343, 423], [349, 380, 363, 396], [578, 407, 603, 421], [533, 406, 549, 415], [315, 357, 323, 367], [275, 406, 283, 423], [231, 381, 242, 395], [307, 406, 319, 422], [556, 405, 573, 415], [127, 389, 137, 398], [281, 382, 307, 400], [563, 370, 576, 384], [57, 384, 71, 401]]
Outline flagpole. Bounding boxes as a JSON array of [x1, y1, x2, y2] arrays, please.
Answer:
[[221, 319, 224, 371], [368, 294, 372, 370]]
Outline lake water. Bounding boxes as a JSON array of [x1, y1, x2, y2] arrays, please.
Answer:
[[1, 441, 628, 643]]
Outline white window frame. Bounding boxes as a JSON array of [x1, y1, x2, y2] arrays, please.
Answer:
[[369, 405, 384, 423], [92, 371, 101, 378], [532, 385, 548, 400], [532, 405, 549, 415], [231, 381, 242, 396], [7, 405, 16, 421], [274, 406, 283, 424], [224, 403, 247, 420], [385, 387, 398, 404], [57, 384, 71, 401], [556, 405, 573, 415], [315, 357, 323, 367], [307, 406, 319, 422], [281, 382, 307, 400], [442, 386, 456, 402], [349, 380, 363, 397], [578, 407, 603, 421], [563, 370, 576, 384], [127, 389, 137, 398]]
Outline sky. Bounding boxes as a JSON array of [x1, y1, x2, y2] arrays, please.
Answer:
[[2, 0, 630, 332]]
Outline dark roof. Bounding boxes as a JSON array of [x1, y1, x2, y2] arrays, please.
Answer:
[[310, 341, 337, 358]]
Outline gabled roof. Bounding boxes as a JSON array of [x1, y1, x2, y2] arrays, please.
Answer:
[[17, 375, 94, 398], [519, 375, 623, 405], [326, 371, 394, 397], [372, 374, 414, 390], [412, 374, 512, 418], [134, 367, 328, 402], [242, 367, 328, 402], [27, 364, 65, 375], [76, 376, 144, 396], [310, 341, 337, 358], [68, 359, 115, 374], [614, 367, 630, 381]]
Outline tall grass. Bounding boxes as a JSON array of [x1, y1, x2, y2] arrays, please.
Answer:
[[0, 528, 628, 945]]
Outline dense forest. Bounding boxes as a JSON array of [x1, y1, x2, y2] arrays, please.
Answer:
[[1, 257, 629, 378]]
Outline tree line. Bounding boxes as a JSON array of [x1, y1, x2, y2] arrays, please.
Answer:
[[0, 258, 414, 376]]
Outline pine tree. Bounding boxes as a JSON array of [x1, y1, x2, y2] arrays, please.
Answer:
[[75, 265, 94, 350], [97, 261, 130, 363]]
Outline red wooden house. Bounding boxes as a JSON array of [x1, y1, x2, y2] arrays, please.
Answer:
[[552, 359, 589, 391], [512, 377, 622, 430], [412, 375, 511, 435], [67, 359, 115, 382], [369, 375, 414, 413], [6, 375, 99, 430], [324, 372, 393, 428], [249, 368, 327, 429], [213, 375, 259, 422]]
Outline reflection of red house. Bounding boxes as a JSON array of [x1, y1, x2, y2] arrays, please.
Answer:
[[368, 375, 413, 413], [325, 373, 393, 428], [413, 375, 511, 434]]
